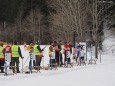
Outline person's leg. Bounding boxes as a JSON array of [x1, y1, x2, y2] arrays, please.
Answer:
[[1, 60, 5, 72], [49, 58, 53, 69], [29, 60, 31, 69], [52, 59, 55, 67], [9, 57, 12, 69], [79, 57, 82, 66], [68, 58, 71, 63], [67, 58, 70, 63], [16, 58, 20, 73], [38, 58, 41, 67], [36, 57, 41, 70], [49, 58, 51, 66], [35, 55, 39, 66], [57, 52, 59, 65], [60, 53, 63, 65], [38, 57, 42, 67], [64, 51, 67, 65], [0, 60, 1, 71], [33, 60, 36, 66], [82, 56, 85, 64], [35, 55, 40, 70], [55, 52, 59, 65], [76, 53, 79, 63], [12, 58, 15, 73]]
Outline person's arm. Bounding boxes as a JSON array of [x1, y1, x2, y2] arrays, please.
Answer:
[[58, 44, 61, 51], [37, 46, 42, 52], [18, 47, 23, 58], [3, 48, 5, 56]]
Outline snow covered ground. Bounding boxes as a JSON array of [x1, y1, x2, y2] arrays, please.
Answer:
[[0, 44, 115, 86]]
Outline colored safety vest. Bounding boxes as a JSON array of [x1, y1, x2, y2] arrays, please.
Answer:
[[34, 44, 40, 55], [0, 46, 4, 60], [49, 45, 54, 55], [11, 45, 19, 57], [27, 45, 33, 53]]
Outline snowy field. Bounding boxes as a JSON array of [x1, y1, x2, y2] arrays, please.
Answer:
[[0, 45, 115, 86]]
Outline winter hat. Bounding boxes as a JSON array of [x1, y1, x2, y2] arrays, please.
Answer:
[[14, 41, 18, 45], [0, 43, 3, 47]]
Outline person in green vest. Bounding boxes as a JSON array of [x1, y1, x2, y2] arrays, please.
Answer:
[[11, 41, 23, 73], [34, 42, 44, 70], [0, 43, 5, 73]]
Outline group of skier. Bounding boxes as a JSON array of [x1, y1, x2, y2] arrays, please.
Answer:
[[0, 41, 23, 73], [49, 40, 86, 67], [0, 40, 85, 74]]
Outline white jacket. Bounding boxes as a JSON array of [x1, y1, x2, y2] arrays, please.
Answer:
[[80, 50, 85, 57]]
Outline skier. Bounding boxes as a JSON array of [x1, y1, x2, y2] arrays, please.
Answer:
[[4, 43, 12, 69], [68, 41, 72, 55], [76, 43, 81, 64], [11, 41, 24, 73], [34, 42, 44, 70], [64, 42, 71, 66], [26, 41, 36, 69], [49, 41, 55, 68], [0, 43, 5, 73], [58, 40, 63, 66], [79, 48, 85, 65], [73, 48, 77, 63], [54, 41, 60, 66], [23, 42, 27, 51]]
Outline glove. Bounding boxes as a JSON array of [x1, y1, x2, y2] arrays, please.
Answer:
[[22, 57, 24, 59]]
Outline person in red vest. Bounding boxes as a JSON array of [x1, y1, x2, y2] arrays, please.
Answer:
[[68, 41, 72, 54], [4, 43, 12, 69], [64, 42, 69, 64]]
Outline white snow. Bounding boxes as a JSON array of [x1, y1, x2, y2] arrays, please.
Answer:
[[0, 44, 115, 86], [102, 22, 115, 55]]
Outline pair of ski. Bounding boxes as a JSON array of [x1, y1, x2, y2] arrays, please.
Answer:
[[2, 63, 17, 76]]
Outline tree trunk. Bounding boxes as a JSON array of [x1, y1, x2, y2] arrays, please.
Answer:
[[95, 43, 98, 59]]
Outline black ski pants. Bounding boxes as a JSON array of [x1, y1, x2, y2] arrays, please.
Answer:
[[35, 55, 42, 67], [0, 60, 5, 72], [12, 57, 20, 72]]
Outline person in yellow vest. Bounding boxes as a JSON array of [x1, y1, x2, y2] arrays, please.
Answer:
[[34, 42, 44, 69], [11, 41, 23, 73], [0, 43, 5, 73]]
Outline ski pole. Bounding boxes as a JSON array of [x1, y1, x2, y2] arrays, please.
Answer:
[[4, 53, 8, 76], [91, 47, 92, 64], [22, 58, 24, 73], [23, 55, 30, 66], [51, 57, 52, 70], [42, 45, 47, 50], [29, 53, 32, 74], [100, 50, 102, 63], [86, 44, 87, 61], [42, 55, 44, 68], [59, 52, 60, 67]]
